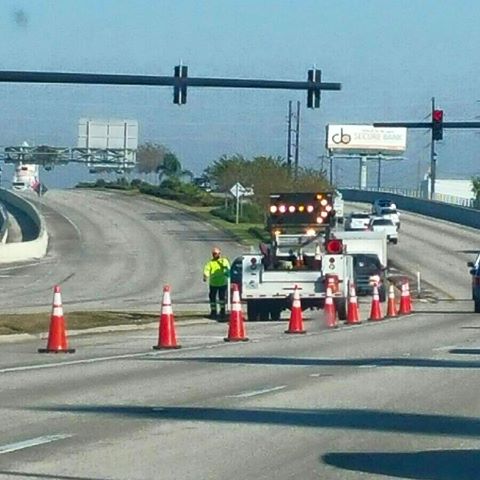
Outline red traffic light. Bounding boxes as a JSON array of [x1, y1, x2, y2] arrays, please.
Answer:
[[432, 109, 443, 122]]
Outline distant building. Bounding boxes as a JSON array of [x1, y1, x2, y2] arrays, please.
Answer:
[[420, 176, 474, 206]]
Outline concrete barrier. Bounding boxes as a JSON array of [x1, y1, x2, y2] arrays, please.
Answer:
[[340, 189, 480, 230], [0, 189, 48, 263]]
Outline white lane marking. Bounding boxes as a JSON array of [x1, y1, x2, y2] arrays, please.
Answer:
[[0, 434, 72, 455], [0, 344, 215, 374], [227, 385, 287, 398]]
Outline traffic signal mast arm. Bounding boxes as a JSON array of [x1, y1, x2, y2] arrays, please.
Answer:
[[374, 122, 480, 128], [0, 67, 341, 109]]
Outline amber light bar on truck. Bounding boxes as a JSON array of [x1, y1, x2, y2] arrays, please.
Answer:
[[268, 192, 335, 227]]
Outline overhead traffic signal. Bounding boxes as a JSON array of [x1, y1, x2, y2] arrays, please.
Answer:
[[173, 65, 188, 105], [432, 109, 444, 140], [307, 69, 321, 109]]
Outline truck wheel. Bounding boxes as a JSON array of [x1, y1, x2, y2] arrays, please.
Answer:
[[392, 239, 398, 245], [335, 298, 347, 321], [247, 301, 259, 321], [474, 298, 480, 313]]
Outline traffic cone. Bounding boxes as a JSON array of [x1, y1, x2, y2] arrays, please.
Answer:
[[368, 283, 384, 321], [224, 283, 248, 342], [405, 280, 413, 312], [386, 284, 397, 317], [346, 283, 361, 325], [285, 285, 306, 334], [324, 287, 338, 328], [153, 285, 181, 350], [38, 285, 75, 353], [398, 282, 412, 315]]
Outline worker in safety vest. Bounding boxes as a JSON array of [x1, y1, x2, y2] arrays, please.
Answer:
[[203, 246, 230, 320]]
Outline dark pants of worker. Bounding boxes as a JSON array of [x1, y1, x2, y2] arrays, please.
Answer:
[[209, 285, 227, 319]]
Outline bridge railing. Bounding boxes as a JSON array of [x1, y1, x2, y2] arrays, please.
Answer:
[[340, 188, 480, 230]]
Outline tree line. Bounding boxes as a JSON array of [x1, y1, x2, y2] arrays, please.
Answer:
[[136, 143, 332, 207]]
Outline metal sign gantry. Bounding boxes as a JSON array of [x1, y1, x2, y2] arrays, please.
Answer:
[[2, 145, 136, 173]]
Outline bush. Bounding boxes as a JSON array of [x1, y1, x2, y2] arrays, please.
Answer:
[[211, 202, 263, 224]]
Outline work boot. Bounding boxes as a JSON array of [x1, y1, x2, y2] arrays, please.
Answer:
[[208, 311, 217, 320], [218, 310, 227, 322]]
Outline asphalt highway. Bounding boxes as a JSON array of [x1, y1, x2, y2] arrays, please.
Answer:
[[0, 190, 242, 313], [0, 191, 479, 479]]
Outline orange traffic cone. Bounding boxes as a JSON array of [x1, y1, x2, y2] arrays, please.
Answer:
[[346, 283, 361, 325], [386, 284, 397, 317], [398, 282, 412, 315], [368, 283, 384, 321], [225, 284, 248, 342], [38, 285, 75, 353], [153, 285, 181, 350], [285, 285, 306, 334], [324, 287, 337, 328], [405, 280, 413, 312]]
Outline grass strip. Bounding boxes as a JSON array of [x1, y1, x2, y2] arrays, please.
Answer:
[[0, 311, 205, 336]]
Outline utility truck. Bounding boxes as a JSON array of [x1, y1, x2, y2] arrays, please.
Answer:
[[331, 230, 388, 301], [235, 192, 355, 321]]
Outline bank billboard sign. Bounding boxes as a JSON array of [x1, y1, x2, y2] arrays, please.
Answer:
[[326, 125, 407, 154]]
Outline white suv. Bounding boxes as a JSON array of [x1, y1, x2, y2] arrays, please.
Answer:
[[368, 217, 398, 244], [378, 206, 400, 230]]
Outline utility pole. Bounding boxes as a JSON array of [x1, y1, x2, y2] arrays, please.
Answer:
[[294, 101, 300, 179], [286, 101, 292, 170], [286, 100, 300, 178]]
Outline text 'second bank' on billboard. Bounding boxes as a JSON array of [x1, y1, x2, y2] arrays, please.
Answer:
[[326, 125, 407, 155]]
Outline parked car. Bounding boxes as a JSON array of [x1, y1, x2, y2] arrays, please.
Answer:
[[368, 217, 398, 244], [467, 253, 480, 312], [352, 253, 387, 302], [345, 212, 371, 231]]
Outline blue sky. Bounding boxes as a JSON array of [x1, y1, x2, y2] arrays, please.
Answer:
[[0, 0, 479, 188]]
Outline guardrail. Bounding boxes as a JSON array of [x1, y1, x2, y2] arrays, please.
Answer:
[[342, 186, 476, 208], [0, 189, 48, 262], [340, 189, 480, 230]]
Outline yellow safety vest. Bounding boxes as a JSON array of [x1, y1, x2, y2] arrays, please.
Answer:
[[204, 257, 230, 287]]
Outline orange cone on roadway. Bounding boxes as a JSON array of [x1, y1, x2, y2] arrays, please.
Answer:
[[225, 283, 248, 342], [405, 280, 413, 312], [153, 285, 181, 350], [368, 283, 384, 321], [398, 282, 412, 315], [346, 283, 361, 325], [285, 285, 306, 334], [324, 287, 337, 328], [386, 284, 397, 317], [38, 285, 75, 354]]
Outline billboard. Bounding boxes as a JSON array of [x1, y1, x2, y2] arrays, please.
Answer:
[[78, 119, 138, 150], [326, 125, 407, 154]]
